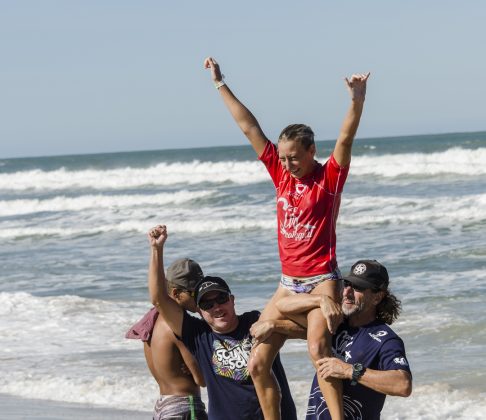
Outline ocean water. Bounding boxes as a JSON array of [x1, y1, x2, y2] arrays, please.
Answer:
[[0, 131, 485, 419]]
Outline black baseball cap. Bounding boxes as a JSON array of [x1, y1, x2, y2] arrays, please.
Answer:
[[166, 258, 204, 291], [195, 276, 231, 306], [343, 260, 389, 291]]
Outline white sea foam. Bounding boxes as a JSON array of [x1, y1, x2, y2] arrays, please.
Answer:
[[351, 147, 486, 178], [0, 190, 216, 217], [1, 147, 485, 192], [1, 292, 485, 418], [2, 191, 484, 239], [0, 292, 155, 410], [0, 371, 156, 411], [295, 382, 486, 419], [0, 292, 145, 355], [382, 383, 486, 420], [340, 193, 486, 227], [0, 160, 269, 191], [0, 218, 277, 239]]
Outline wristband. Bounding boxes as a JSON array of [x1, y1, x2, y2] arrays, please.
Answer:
[[214, 74, 226, 89]]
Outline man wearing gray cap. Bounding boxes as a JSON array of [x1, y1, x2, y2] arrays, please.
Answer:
[[148, 224, 301, 420], [126, 257, 208, 419], [276, 260, 412, 419]]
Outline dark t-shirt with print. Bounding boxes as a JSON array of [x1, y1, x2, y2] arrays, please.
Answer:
[[306, 320, 411, 420], [181, 310, 297, 420]]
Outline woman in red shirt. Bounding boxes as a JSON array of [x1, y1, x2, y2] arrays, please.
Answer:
[[205, 56, 370, 420]]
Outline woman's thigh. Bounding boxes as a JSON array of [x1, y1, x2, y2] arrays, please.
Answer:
[[310, 278, 341, 300], [249, 285, 293, 368], [258, 284, 293, 321]]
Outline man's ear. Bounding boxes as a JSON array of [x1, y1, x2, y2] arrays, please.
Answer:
[[373, 290, 385, 305], [169, 288, 179, 299]]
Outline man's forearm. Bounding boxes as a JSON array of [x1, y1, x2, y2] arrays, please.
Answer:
[[147, 246, 184, 336], [148, 247, 167, 308], [271, 319, 307, 339], [319, 357, 412, 397], [354, 367, 412, 397]]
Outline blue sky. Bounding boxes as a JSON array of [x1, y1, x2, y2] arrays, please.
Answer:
[[1, 1, 485, 158]]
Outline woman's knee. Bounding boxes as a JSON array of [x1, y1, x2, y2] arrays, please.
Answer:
[[249, 351, 273, 378], [307, 332, 331, 362]]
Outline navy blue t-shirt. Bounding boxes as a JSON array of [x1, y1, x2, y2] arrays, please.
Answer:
[[181, 310, 297, 420], [306, 320, 411, 420]]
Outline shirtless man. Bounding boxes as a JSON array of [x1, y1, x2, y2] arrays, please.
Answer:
[[126, 258, 207, 419]]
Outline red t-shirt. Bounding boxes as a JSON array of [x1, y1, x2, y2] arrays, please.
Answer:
[[259, 141, 349, 277]]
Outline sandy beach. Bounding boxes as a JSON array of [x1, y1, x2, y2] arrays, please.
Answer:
[[0, 393, 151, 420]]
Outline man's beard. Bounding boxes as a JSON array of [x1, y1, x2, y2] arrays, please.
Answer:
[[342, 300, 364, 317]]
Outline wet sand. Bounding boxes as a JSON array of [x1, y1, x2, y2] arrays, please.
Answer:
[[0, 393, 151, 419]]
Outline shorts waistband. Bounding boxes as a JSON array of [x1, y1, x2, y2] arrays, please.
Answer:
[[154, 394, 206, 420]]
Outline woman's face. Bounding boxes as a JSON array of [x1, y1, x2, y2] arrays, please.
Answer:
[[277, 140, 316, 178]]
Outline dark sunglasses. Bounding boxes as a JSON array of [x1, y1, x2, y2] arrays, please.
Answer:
[[343, 280, 381, 293], [198, 293, 230, 310], [343, 280, 369, 292]]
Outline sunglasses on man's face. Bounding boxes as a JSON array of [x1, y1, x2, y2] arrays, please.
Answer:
[[343, 280, 368, 292], [198, 293, 230, 310], [343, 280, 381, 293]]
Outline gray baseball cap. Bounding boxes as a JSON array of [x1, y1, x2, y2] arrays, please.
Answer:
[[166, 258, 204, 290]]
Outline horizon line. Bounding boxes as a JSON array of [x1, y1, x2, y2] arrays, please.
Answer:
[[2, 129, 485, 161]]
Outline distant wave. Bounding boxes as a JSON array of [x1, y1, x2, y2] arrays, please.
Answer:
[[340, 193, 486, 226], [0, 218, 277, 239], [1, 147, 485, 191], [1, 192, 484, 239], [0, 190, 216, 217], [351, 147, 486, 177], [0, 160, 268, 191]]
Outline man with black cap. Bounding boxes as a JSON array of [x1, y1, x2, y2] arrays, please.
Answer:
[[148, 224, 301, 420], [126, 257, 208, 419], [276, 260, 412, 419]]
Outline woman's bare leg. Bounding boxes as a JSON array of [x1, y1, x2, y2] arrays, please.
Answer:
[[248, 285, 291, 420], [307, 280, 343, 420]]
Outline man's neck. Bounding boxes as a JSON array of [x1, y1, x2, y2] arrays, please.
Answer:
[[348, 310, 377, 328], [211, 316, 239, 334]]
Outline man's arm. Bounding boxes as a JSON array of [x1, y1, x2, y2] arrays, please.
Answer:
[[276, 294, 343, 334], [250, 318, 307, 346], [147, 225, 184, 337], [204, 57, 269, 156], [317, 357, 412, 397], [333, 72, 370, 167]]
